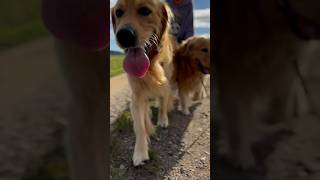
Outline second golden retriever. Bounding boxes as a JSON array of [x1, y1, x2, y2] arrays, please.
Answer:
[[173, 36, 210, 115]]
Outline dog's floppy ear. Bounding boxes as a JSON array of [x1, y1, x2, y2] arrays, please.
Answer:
[[160, 3, 173, 39], [111, 7, 117, 33], [180, 39, 193, 56]]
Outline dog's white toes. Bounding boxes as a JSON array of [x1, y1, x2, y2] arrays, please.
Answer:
[[182, 109, 190, 115], [133, 151, 149, 166], [157, 117, 168, 128], [157, 120, 168, 128]]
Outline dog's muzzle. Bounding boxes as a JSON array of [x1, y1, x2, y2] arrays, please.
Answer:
[[198, 62, 210, 75], [116, 27, 137, 48]]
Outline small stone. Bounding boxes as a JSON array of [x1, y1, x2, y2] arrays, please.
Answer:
[[180, 167, 185, 173], [119, 164, 125, 170]]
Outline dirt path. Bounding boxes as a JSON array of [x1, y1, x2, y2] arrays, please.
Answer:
[[110, 74, 128, 95], [110, 90, 211, 180], [108, 66, 211, 179], [110, 74, 131, 125]]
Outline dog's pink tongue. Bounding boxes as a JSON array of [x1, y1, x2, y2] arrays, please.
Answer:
[[123, 48, 150, 78]]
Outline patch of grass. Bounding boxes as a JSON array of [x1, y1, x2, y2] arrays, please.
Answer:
[[111, 167, 126, 180], [114, 110, 133, 132], [110, 55, 125, 78], [110, 107, 163, 179], [144, 149, 162, 174], [0, 0, 48, 50]]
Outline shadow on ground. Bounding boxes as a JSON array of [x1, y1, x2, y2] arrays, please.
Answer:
[[110, 100, 202, 179]]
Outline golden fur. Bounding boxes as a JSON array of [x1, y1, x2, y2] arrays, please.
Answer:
[[173, 36, 210, 114], [111, 0, 175, 166]]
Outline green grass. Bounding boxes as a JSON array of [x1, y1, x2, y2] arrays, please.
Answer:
[[110, 55, 125, 78], [0, 0, 48, 50], [113, 110, 132, 132]]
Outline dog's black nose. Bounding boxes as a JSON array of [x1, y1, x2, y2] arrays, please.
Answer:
[[116, 27, 137, 48]]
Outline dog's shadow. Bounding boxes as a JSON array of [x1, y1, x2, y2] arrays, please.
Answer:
[[110, 99, 202, 179]]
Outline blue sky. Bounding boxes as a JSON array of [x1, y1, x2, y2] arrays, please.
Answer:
[[110, 0, 210, 52]]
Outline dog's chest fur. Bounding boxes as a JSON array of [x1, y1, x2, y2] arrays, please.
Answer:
[[128, 58, 173, 98]]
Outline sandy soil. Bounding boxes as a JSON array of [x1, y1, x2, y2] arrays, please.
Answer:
[[110, 74, 131, 125]]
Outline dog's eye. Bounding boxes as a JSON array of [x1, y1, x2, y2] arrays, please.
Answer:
[[115, 9, 124, 18], [138, 7, 152, 16], [201, 48, 208, 52]]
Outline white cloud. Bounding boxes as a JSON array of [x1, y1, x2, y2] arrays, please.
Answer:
[[110, 0, 117, 7], [199, 33, 210, 38], [194, 8, 210, 28]]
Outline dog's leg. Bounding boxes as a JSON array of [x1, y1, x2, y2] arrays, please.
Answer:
[[157, 91, 170, 127], [55, 40, 108, 180], [201, 84, 208, 98], [131, 95, 149, 166], [179, 90, 190, 115], [192, 84, 202, 101], [167, 93, 174, 112], [193, 84, 207, 101], [144, 100, 155, 136], [193, 91, 201, 101]]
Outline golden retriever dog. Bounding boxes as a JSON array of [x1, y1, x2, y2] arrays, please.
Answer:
[[172, 36, 210, 115], [214, 0, 320, 169], [111, 0, 175, 166]]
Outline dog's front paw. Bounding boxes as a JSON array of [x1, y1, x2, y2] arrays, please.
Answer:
[[157, 116, 168, 128], [133, 150, 149, 166], [182, 108, 190, 115]]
